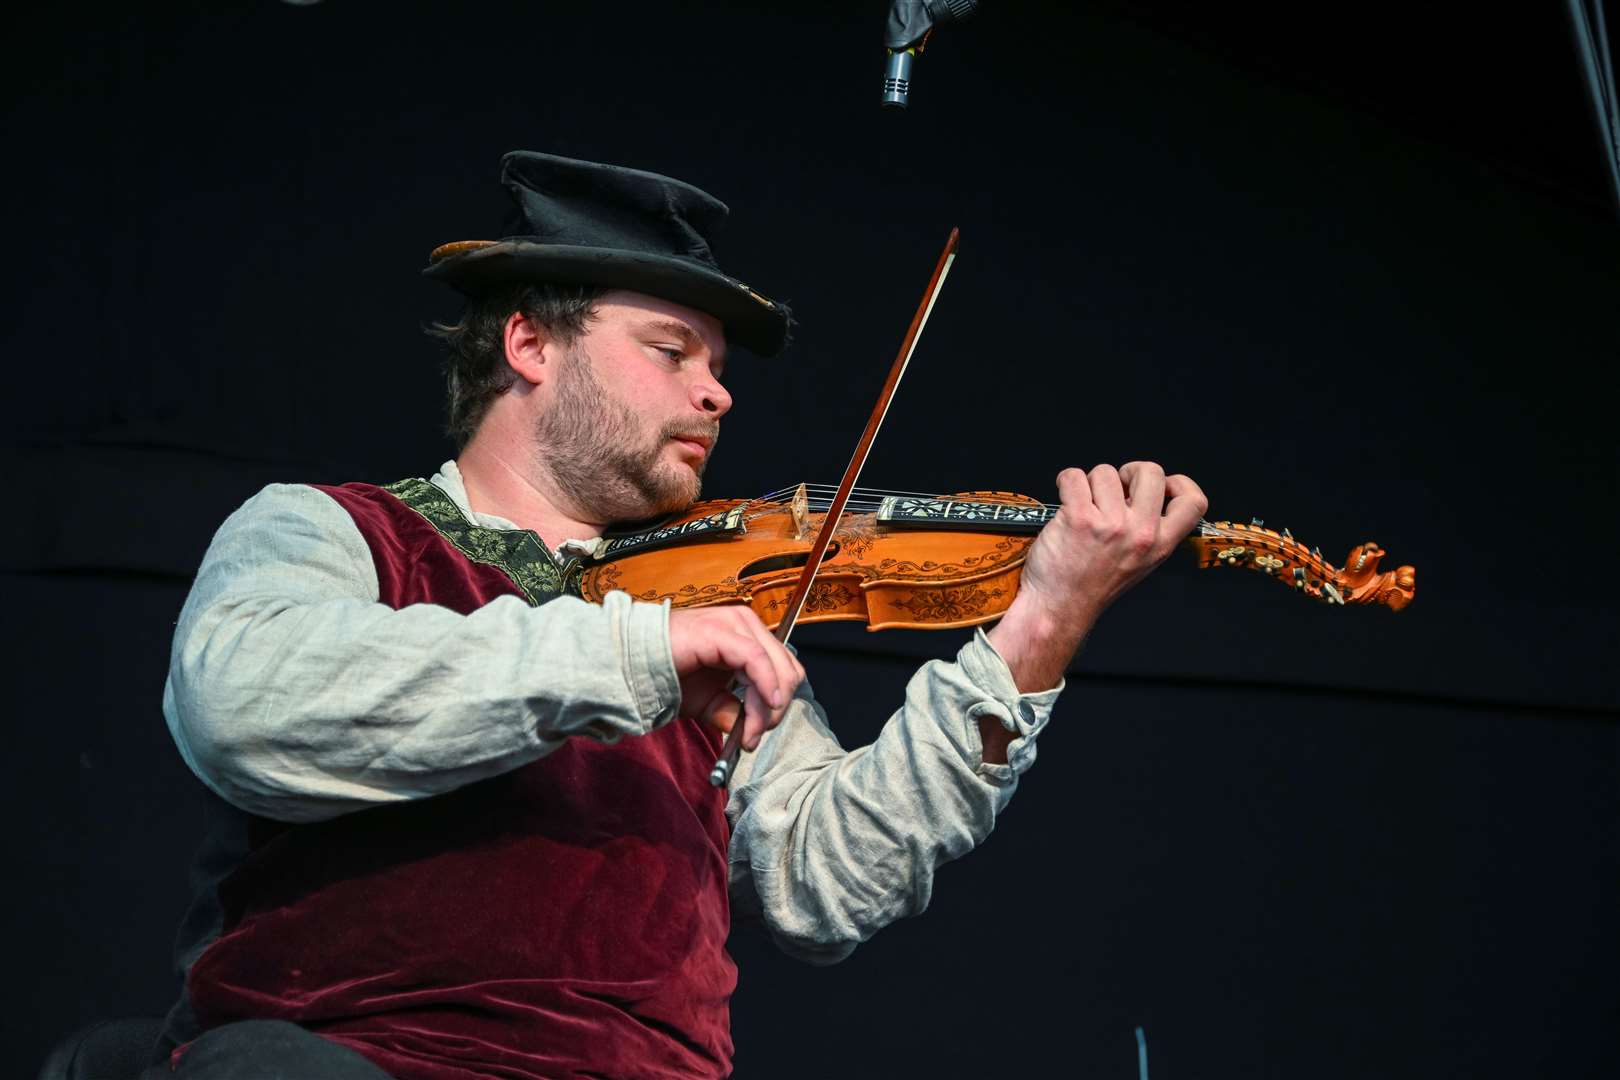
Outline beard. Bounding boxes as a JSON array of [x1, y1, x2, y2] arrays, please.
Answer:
[[532, 344, 717, 523]]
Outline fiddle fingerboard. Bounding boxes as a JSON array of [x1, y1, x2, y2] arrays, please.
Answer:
[[876, 496, 1053, 532], [596, 505, 747, 559]]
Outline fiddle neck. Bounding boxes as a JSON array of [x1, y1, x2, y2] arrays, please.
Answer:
[[876, 497, 1321, 569]]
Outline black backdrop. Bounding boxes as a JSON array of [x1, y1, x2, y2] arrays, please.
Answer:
[[6, 2, 1618, 1077]]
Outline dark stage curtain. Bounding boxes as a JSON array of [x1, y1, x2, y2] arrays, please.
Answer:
[[8, 3, 1616, 1076]]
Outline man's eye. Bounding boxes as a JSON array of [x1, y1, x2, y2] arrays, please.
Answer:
[[655, 346, 683, 362]]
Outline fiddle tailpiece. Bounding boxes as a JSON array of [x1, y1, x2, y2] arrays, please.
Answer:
[[1187, 519, 1416, 611]]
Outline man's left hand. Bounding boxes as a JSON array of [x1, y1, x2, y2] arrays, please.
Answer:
[[987, 461, 1208, 697]]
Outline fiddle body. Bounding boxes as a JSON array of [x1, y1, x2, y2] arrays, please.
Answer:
[[578, 486, 1416, 629]]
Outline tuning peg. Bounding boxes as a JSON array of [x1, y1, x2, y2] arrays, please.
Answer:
[[1293, 568, 1306, 588], [1311, 546, 1322, 559], [1250, 517, 1264, 527], [1282, 527, 1293, 540], [1322, 582, 1345, 605]]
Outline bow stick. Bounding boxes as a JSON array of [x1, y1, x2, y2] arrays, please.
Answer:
[[708, 227, 961, 787]]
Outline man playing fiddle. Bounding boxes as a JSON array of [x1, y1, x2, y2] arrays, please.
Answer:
[[152, 152, 1207, 1079]]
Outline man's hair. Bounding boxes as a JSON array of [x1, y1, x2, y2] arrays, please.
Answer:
[[427, 282, 608, 447]]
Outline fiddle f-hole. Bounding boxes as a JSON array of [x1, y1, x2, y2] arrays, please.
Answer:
[[738, 542, 841, 580]]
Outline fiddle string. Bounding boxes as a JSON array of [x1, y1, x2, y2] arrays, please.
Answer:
[[738, 495, 1056, 521], [749, 488, 1247, 531], [737, 484, 1066, 527], [744, 484, 958, 510], [754, 483, 1237, 530], [752, 482, 997, 501], [750, 483, 1057, 506]]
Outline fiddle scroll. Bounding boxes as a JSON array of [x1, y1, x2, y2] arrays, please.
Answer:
[[1186, 518, 1415, 610]]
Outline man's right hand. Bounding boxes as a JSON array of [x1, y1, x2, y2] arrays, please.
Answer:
[[667, 606, 805, 752]]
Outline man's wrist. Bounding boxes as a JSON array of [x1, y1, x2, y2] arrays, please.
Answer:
[[986, 590, 1094, 693]]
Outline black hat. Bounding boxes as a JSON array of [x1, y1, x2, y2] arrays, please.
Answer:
[[424, 151, 790, 356]]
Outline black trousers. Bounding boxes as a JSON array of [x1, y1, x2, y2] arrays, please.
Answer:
[[141, 1021, 395, 1080]]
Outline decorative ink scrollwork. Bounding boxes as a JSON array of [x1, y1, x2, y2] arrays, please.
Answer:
[[891, 586, 1007, 623], [804, 583, 858, 613]]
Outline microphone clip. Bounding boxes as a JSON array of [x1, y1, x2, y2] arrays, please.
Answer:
[[882, 0, 980, 109]]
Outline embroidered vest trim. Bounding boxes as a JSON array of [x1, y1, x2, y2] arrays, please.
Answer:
[[381, 477, 581, 602]]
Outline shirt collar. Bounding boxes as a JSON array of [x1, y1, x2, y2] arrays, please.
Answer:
[[428, 459, 608, 559]]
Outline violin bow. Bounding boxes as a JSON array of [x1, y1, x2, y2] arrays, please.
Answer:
[[708, 227, 961, 787]]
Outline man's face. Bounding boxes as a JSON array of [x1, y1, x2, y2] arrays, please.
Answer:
[[533, 290, 731, 524]]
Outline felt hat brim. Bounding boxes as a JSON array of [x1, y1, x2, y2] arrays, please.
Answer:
[[424, 240, 789, 357]]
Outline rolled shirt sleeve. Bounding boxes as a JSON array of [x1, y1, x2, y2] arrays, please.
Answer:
[[724, 629, 1062, 964], [163, 482, 680, 824]]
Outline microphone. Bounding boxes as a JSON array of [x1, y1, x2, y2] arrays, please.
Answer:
[[882, 0, 980, 109]]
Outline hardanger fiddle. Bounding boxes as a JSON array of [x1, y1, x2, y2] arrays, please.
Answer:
[[578, 484, 1416, 630]]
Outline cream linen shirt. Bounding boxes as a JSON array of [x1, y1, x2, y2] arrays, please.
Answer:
[[163, 461, 1061, 961]]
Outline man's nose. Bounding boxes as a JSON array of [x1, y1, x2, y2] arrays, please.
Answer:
[[692, 373, 732, 417]]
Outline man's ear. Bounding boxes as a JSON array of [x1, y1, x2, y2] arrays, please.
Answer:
[[502, 311, 555, 386]]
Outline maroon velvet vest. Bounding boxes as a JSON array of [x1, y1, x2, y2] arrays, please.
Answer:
[[182, 478, 736, 1079]]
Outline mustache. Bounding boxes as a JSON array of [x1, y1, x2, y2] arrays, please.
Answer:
[[662, 423, 720, 448]]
